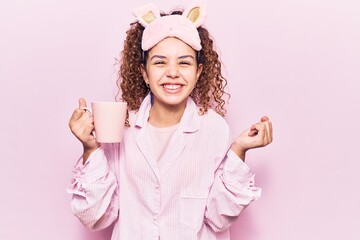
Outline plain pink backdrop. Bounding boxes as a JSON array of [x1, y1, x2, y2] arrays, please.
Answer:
[[1, 0, 359, 239]]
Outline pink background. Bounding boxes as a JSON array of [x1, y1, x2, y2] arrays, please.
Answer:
[[1, 0, 359, 239]]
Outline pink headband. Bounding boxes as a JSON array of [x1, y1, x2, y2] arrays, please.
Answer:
[[132, 0, 207, 51]]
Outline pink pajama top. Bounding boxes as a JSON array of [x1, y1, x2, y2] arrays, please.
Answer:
[[67, 94, 261, 240]]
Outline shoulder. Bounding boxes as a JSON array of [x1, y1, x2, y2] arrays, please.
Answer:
[[195, 109, 233, 155], [199, 108, 231, 138], [201, 109, 229, 129]]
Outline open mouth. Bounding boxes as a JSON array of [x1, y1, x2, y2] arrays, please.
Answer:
[[163, 84, 182, 90]]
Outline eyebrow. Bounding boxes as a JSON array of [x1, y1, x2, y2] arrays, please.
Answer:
[[150, 55, 195, 60]]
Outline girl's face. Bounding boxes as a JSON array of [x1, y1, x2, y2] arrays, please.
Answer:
[[141, 37, 203, 111]]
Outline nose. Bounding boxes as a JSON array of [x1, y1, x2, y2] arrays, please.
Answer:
[[166, 63, 179, 78]]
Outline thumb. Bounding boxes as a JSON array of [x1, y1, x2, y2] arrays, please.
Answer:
[[261, 116, 269, 122], [79, 98, 87, 108]]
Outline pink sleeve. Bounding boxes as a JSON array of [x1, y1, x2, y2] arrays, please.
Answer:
[[205, 135, 262, 232], [66, 146, 119, 231]]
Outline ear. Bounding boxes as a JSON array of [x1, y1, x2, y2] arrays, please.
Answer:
[[196, 63, 203, 81], [140, 64, 149, 84], [182, 0, 207, 28], [132, 3, 161, 27]]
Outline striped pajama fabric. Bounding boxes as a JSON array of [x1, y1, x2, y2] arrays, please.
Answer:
[[67, 94, 261, 240]]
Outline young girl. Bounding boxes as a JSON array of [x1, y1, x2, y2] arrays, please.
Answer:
[[68, 1, 273, 239]]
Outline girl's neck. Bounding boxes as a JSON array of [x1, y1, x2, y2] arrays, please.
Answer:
[[148, 101, 186, 128]]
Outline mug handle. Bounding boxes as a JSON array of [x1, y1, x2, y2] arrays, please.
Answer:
[[81, 107, 92, 116], [80, 107, 96, 138]]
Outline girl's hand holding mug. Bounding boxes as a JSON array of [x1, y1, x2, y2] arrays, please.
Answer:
[[69, 98, 100, 162]]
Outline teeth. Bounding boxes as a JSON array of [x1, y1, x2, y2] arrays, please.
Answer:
[[163, 84, 181, 90]]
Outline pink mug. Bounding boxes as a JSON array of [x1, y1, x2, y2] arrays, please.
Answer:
[[82, 101, 127, 143]]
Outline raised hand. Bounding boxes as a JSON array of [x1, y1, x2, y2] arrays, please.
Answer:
[[231, 116, 273, 161]]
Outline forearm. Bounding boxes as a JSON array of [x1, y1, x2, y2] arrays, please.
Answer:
[[67, 148, 119, 230], [205, 150, 261, 232], [70, 177, 118, 230], [230, 143, 246, 162], [83, 146, 100, 165]]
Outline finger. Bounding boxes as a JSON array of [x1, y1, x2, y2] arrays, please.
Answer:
[[252, 122, 268, 143], [69, 98, 88, 123], [253, 122, 266, 132], [267, 120, 273, 141], [248, 125, 258, 137], [261, 117, 273, 141], [260, 121, 273, 146], [70, 109, 93, 130], [259, 116, 272, 143], [83, 122, 95, 138], [261, 116, 269, 122], [79, 98, 93, 118], [78, 110, 93, 122], [248, 129, 258, 137], [79, 98, 87, 108], [72, 116, 95, 141], [262, 121, 272, 144], [69, 108, 86, 124]]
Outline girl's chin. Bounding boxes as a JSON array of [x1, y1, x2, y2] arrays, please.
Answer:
[[153, 96, 188, 108]]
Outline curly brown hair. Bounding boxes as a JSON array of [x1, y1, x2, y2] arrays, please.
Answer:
[[116, 11, 230, 123]]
